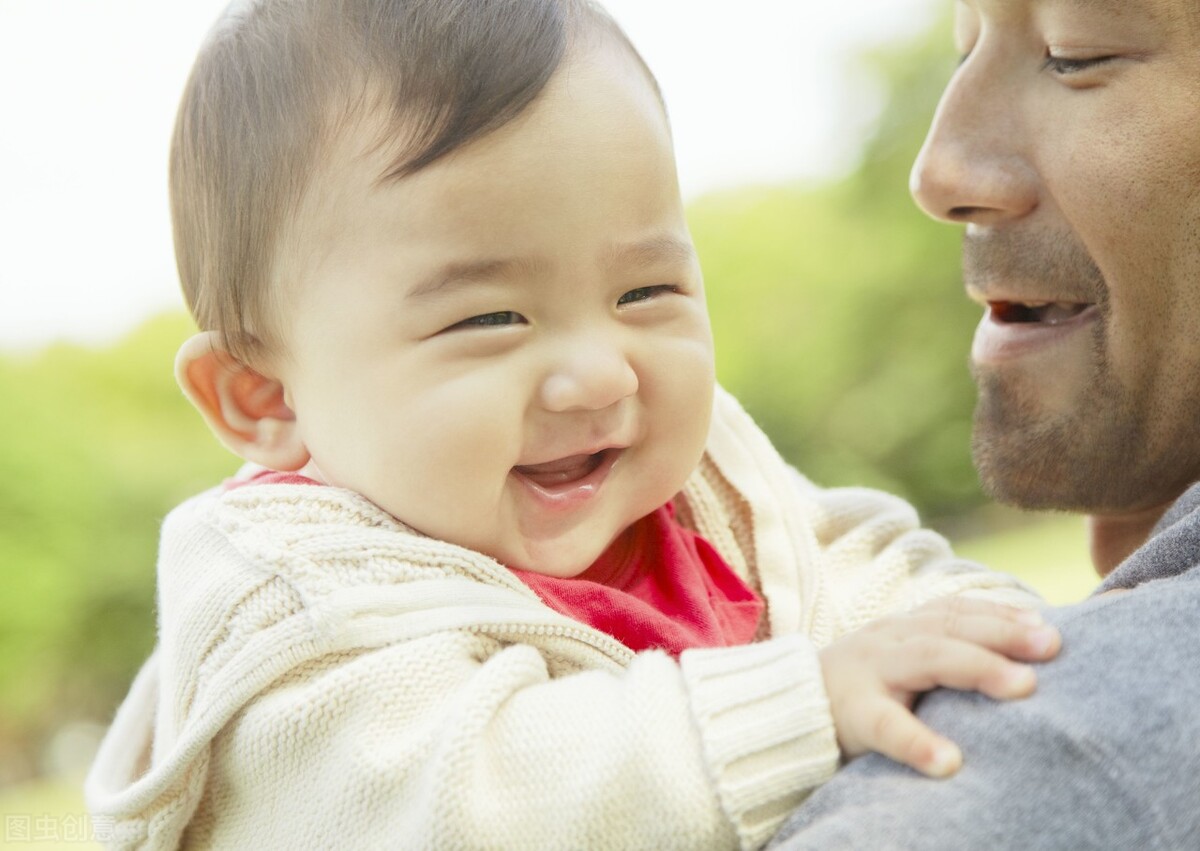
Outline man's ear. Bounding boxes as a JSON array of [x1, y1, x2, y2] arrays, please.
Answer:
[[175, 331, 310, 471]]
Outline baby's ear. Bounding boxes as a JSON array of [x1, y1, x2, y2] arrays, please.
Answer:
[[175, 331, 310, 471]]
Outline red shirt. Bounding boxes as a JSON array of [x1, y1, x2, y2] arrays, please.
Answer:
[[232, 472, 764, 656], [511, 503, 764, 656]]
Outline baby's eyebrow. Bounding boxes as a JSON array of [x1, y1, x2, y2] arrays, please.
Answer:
[[406, 235, 696, 300], [605, 235, 697, 270], [407, 257, 545, 300]]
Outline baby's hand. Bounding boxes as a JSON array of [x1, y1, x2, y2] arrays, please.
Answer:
[[818, 597, 1060, 778]]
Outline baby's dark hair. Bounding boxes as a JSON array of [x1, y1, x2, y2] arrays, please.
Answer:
[[171, 0, 656, 363]]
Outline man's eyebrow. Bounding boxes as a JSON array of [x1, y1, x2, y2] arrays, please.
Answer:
[[407, 256, 545, 300], [1052, 0, 1162, 18], [604, 235, 698, 269]]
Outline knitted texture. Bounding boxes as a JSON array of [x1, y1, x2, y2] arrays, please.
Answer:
[[86, 387, 1036, 850]]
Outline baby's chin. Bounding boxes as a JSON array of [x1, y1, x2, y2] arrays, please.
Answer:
[[496, 548, 596, 578], [490, 535, 612, 578], [299, 466, 619, 576], [295, 458, 329, 484]]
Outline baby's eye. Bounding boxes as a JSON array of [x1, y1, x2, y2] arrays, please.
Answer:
[[617, 285, 678, 306], [445, 311, 526, 331]]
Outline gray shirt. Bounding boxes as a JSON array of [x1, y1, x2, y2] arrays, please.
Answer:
[[770, 483, 1200, 851]]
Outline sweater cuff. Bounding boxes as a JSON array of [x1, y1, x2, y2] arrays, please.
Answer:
[[680, 633, 839, 850]]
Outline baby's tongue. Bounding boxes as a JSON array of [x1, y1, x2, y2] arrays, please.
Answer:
[[514, 453, 598, 486]]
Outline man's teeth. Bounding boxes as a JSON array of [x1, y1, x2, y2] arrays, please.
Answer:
[[1039, 303, 1088, 325], [991, 301, 1089, 325]]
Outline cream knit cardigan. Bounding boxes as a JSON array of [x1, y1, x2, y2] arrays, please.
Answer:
[[86, 388, 1034, 851]]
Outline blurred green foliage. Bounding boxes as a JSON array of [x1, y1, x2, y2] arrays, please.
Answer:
[[697, 15, 974, 514], [0, 315, 237, 778], [2, 14, 1050, 780]]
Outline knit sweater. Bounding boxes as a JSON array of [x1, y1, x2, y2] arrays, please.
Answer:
[[85, 387, 1034, 851], [769, 483, 1200, 851]]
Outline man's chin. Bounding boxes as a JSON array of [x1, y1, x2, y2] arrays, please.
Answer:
[[972, 439, 1090, 512], [970, 413, 1175, 515], [970, 372, 1115, 511]]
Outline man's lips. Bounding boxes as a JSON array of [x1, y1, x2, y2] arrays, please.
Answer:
[[986, 300, 1092, 325], [970, 293, 1099, 365]]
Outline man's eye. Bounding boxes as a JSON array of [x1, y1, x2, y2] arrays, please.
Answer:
[[1043, 54, 1117, 76], [446, 311, 525, 331], [617, 285, 677, 306]]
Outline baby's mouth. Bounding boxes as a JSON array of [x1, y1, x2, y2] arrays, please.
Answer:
[[513, 449, 613, 488]]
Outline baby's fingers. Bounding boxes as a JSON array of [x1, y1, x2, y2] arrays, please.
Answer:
[[935, 612, 1060, 663], [891, 638, 1038, 700], [861, 695, 962, 778], [917, 598, 1060, 662]]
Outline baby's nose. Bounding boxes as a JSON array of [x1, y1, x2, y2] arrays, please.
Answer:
[[539, 340, 638, 413]]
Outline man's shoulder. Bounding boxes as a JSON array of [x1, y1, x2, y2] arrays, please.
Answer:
[[772, 501, 1200, 850], [773, 572, 1200, 850]]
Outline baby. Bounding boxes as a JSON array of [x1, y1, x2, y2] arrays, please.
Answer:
[[86, 1, 1057, 848]]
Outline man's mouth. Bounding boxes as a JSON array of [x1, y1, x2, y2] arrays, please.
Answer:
[[972, 297, 1099, 365], [988, 300, 1092, 326]]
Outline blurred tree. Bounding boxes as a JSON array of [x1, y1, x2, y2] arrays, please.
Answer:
[[692, 12, 979, 516], [0, 314, 236, 780]]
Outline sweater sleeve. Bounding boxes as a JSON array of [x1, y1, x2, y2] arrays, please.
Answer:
[[794, 473, 1041, 644], [694, 387, 1039, 648], [190, 628, 836, 851]]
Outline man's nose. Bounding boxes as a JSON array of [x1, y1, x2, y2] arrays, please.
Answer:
[[539, 337, 639, 413], [909, 57, 1038, 227]]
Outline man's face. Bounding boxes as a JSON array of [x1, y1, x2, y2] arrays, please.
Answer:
[[911, 0, 1200, 513], [271, 43, 715, 577]]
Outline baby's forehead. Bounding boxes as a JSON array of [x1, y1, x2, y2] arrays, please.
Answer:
[[294, 40, 669, 232], [275, 46, 681, 300]]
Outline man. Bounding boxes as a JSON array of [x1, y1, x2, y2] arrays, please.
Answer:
[[771, 0, 1200, 847]]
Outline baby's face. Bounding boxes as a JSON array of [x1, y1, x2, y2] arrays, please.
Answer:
[[273, 42, 715, 577]]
